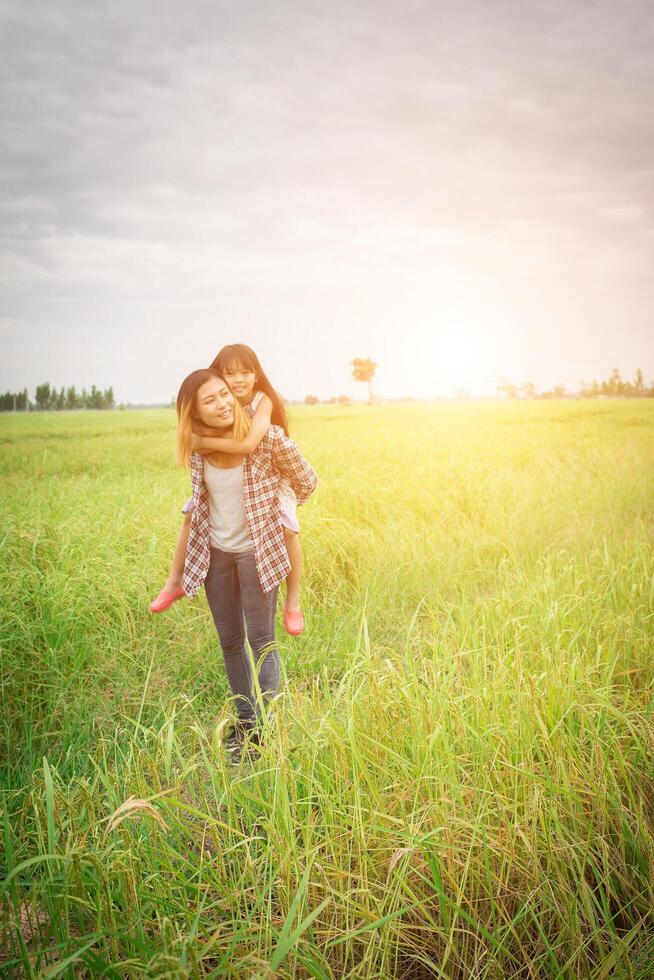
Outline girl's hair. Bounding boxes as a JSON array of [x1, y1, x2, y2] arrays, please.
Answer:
[[176, 368, 250, 468], [209, 343, 289, 435]]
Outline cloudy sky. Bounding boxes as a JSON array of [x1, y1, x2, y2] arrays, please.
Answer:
[[1, 0, 653, 402]]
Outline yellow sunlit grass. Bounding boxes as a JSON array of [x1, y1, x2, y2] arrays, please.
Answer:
[[1, 400, 653, 976]]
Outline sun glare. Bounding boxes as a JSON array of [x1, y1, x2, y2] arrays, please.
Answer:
[[378, 277, 520, 399]]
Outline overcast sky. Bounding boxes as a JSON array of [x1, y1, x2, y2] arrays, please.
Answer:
[[1, 0, 653, 402]]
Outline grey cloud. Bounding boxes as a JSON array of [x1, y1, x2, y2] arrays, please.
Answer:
[[1, 0, 653, 399], [2, 1, 651, 215]]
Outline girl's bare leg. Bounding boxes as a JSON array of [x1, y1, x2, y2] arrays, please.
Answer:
[[282, 528, 303, 612], [162, 512, 192, 593]]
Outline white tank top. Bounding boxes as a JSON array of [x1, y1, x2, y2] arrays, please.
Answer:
[[203, 460, 252, 553]]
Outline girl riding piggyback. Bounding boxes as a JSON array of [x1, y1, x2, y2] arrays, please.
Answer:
[[149, 344, 307, 635]]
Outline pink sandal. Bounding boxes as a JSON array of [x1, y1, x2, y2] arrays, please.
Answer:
[[283, 604, 304, 636], [149, 586, 185, 613]]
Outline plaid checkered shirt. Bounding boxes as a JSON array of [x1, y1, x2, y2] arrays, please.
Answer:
[[182, 425, 317, 596]]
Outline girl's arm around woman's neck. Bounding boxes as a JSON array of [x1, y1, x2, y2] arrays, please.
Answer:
[[193, 393, 273, 456]]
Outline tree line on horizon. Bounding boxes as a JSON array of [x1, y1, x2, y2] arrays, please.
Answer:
[[304, 363, 654, 405], [2, 367, 653, 413], [497, 368, 654, 400], [0, 383, 115, 412]]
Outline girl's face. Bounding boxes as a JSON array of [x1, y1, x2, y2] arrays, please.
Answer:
[[222, 361, 257, 403], [195, 377, 235, 428]]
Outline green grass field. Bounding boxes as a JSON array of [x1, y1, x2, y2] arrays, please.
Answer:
[[1, 401, 653, 978]]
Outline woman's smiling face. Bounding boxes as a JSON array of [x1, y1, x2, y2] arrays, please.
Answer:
[[222, 361, 257, 402], [195, 376, 235, 428]]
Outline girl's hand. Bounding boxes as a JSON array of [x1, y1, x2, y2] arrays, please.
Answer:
[[191, 433, 212, 453]]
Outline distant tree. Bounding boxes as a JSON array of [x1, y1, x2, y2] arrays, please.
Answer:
[[304, 394, 320, 405], [55, 386, 65, 410], [580, 379, 600, 399], [324, 394, 353, 405], [80, 388, 89, 409], [351, 357, 377, 404], [35, 383, 51, 410], [607, 367, 623, 397], [65, 386, 79, 410], [0, 390, 30, 411], [520, 382, 537, 399], [552, 384, 567, 399], [634, 369, 645, 394], [497, 381, 518, 399], [89, 385, 104, 409], [104, 387, 115, 409]]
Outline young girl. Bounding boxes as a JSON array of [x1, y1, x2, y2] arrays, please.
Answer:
[[150, 344, 306, 635]]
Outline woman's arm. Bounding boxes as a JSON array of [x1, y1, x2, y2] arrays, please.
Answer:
[[270, 429, 318, 505], [192, 394, 273, 455]]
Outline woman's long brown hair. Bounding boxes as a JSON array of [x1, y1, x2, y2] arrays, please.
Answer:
[[176, 369, 250, 468]]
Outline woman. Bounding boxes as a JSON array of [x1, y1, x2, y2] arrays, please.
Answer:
[[175, 368, 317, 763]]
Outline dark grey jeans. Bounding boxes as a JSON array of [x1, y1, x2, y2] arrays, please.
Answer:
[[204, 547, 280, 725]]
